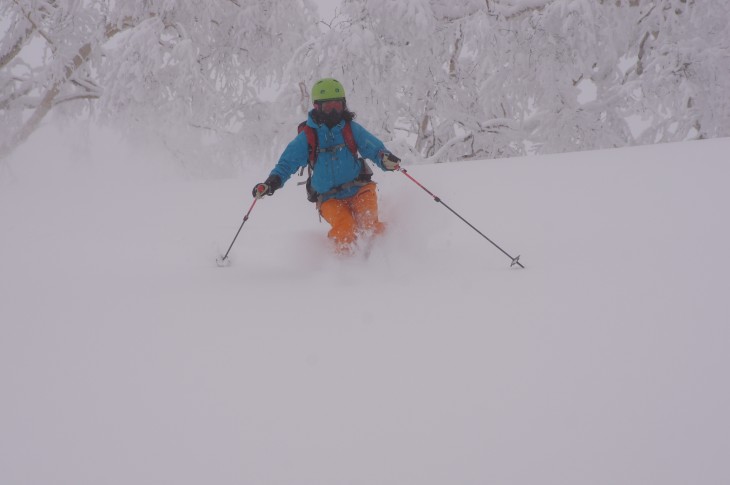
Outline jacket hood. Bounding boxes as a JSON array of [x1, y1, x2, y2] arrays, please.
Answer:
[[307, 110, 345, 131]]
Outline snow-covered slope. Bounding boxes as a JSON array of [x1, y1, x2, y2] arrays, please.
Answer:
[[1, 132, 729, 485]]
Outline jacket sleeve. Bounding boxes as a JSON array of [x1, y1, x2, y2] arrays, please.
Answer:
[[268, 132, 310, 186], [349, 121, 392, 171]]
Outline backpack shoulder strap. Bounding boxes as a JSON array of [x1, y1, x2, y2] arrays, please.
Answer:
[[299, 120, 358, 168], [298, 121, 318, 167], [342, 121, 359, 159]]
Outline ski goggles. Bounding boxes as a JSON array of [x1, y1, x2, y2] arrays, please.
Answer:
[[316, 99, 345, 113]]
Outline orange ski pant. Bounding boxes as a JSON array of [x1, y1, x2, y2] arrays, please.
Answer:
[[319, 183, 385, 251]]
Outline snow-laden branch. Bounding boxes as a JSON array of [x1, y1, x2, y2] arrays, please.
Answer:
[[1, 15, 137, 160], [423, 132, 473, 163], [0, 23, 34, 70], [0, 42, 92, 159], [494, 0, 553, 20]]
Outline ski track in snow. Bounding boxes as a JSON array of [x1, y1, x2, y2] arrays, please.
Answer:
[[1, 132, 730, 485]]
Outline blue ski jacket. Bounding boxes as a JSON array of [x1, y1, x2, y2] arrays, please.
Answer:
[[269, 111, 393, 202]]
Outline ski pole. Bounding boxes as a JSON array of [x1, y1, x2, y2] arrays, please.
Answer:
[[216, 197, 258, 267], [397, 167, 525, 269]]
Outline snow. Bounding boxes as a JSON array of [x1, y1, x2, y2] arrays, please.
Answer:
[[2, 128, 730, 485], [313, 0, 341, 20]]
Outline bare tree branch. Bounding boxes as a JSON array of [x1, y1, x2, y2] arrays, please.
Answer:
[[53, 93, 100, 106], [449, 25, 464, 78], [0, 83, 34, 110], [0, 23, 35, 70], [12, 0, 55, 48]]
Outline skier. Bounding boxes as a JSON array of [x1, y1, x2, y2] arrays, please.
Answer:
[[252, 78, 401, 254]]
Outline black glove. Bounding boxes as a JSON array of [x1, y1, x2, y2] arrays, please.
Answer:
[[252, 175, 282, 199], [381, 152, 401, 171]]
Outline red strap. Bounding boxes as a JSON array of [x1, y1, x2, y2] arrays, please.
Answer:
[[299, 125, 318, 165], [342, 121, 359, 159], [299, 121, 358, 167]]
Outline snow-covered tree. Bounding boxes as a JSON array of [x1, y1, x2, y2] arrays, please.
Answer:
[[276, 0, 729, 163], [0, 0, 116, 159], [1, 0, 320, 173], [625, 0, 730, 144], [478, 0, 639, 154], [99, 0, 320, 173], [280, 0, 494, 163], [3, 0, 728, 170]]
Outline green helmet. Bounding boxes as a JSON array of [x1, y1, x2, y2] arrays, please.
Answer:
[[311, 78, 345, 102]]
